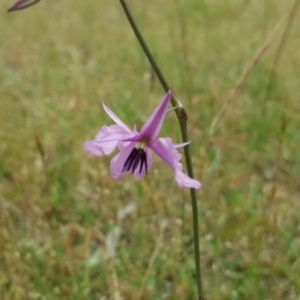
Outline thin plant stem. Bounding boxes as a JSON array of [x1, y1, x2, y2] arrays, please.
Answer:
[[119, 0, 203, 298]]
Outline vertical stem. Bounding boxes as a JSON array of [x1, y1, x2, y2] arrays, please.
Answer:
[[119, 0, 203, 298]]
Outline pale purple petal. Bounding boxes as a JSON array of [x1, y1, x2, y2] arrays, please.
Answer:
[[139, 91, 172, 142], [103, 103, 131, 132], [110, 143, 135, 180], [150, 137, 181, 169], [95, 125, 131, 143], [85, 125, 130, 156], [85, 140, 117, 156], [173, 141, 191, 148], [110, 143, 152, 180], [150, 137, 201, 189], [8, 0, 40, 12], [175, 168, 202, 189], [132, 147, 152, 179]]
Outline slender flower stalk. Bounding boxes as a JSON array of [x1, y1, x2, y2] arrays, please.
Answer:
[[118, 0, 204, 298], [7, 0, 40, 12], [85, 91, 201, 189]]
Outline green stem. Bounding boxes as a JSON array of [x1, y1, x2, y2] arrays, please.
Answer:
[[119, 0, 203, 298]]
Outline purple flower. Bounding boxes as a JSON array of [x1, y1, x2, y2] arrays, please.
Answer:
[[84, 91, 201, 189], [8, 0, 40, 12]]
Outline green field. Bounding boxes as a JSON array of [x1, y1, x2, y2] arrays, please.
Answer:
[[1, 0, 300, 299]]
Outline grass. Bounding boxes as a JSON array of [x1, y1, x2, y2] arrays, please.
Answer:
[[1, 0, 300, 299]]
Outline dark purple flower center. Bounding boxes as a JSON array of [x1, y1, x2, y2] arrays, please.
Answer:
[[123, 147, 148, 174]]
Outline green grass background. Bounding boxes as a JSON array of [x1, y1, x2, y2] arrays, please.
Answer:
[[1, 0, 300, 299]]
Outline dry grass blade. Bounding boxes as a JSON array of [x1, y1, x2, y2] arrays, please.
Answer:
[[174, 0, 192, 99], [209, 21, 282, 135], [104, 230, 122, 300], [33, 129, 46, 161], [137, 222, 166, 300], [263, 0, 300, 104]]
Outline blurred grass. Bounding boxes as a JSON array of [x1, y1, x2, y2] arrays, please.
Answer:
[[1, 0, 300, 299]]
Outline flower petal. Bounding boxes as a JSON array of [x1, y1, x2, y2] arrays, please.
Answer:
[[8, 0, 40, 12], [110, 143, 135, 179], [173, 141, 191, 148], [150, 137, 181, 168], [150, 137, 201, 189], [174, 168, 202, 189], [85, 125, 130, 156], [110, 143, 152, 180], [103, 103, 131, 132], [132, 147, 152, 179], [139, 91, 172, 142]]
